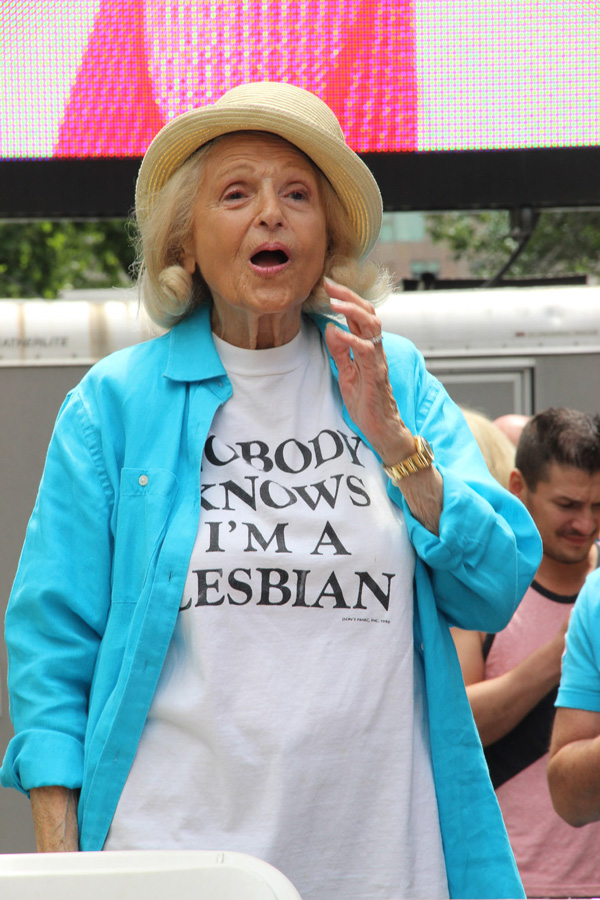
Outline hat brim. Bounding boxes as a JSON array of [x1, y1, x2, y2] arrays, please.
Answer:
[[135, 105, 382, 260]]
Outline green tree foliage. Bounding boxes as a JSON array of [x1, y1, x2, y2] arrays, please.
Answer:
[[426, 210, 600, 280], [0, 220, 136, 299]]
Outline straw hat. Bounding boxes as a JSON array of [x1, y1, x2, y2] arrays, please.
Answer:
[[135, 82, 382, 259]]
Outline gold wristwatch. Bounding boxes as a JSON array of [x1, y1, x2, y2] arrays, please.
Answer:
[[383, 435, 434, 484]]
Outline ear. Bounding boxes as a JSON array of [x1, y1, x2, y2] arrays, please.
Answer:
[[181, 250, 197, 275], [509, 468, 527, 499]]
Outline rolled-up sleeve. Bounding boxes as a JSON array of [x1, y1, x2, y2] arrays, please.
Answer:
[[1, 389, 113, 794], [393, 358, 541, 633]]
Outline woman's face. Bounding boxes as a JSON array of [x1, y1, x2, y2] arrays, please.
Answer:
[[182, 132, 328, 346]]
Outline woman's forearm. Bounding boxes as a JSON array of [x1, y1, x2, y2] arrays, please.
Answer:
[[30, 786, 79, 852], [396, 465, 444, 536]]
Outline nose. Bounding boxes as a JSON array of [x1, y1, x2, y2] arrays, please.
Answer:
[[571, 507, 597, 535], [255, 184, 284, 229]]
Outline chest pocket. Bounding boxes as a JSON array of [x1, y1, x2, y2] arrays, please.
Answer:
[[111, 467, 179, 603]]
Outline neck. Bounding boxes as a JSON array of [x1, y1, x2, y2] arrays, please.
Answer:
[[535, 543, 599, 597], [211, 305, 302, 349]]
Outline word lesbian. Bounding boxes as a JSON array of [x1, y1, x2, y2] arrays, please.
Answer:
[[180, 567, 396, 611]]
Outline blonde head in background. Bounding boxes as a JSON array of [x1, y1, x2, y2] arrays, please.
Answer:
[[461, 408, 516, 490]]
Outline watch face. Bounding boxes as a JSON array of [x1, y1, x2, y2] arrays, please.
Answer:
[[417, 436, 434, 462]]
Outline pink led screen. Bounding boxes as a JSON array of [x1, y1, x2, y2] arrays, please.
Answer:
[[1, 0, 598, 160]]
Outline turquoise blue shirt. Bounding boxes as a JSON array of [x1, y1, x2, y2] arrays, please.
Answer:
[[557, 568, 600, 712], [2, 307, 541, 898]]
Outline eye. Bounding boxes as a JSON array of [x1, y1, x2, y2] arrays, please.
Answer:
[[222, 186, 247, 201], [286, 186, 310, 201]]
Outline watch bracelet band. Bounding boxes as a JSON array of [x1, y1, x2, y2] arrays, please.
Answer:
[[383, 435, 434, 482]]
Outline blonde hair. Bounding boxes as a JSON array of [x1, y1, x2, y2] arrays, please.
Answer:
[[461, 407, 516, 490], [134, 133, 392, 329]]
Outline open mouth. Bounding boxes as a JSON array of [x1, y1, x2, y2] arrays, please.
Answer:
[[250, 249, 289, 268]]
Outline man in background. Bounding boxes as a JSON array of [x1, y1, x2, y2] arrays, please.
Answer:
[[453, 407, 600, 898]]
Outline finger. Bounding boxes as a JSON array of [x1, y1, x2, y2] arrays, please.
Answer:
[[326, 293, 382, 342], [329, 304, 383, 348], [325, 322, 387, 378], [323, 277, 375, 314], [324, 323, 355, 374], [324, 280, 379, 332], [323, 279, 384, 353]]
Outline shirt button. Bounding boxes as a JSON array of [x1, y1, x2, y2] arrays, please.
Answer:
[[138, 474, 149, 487]]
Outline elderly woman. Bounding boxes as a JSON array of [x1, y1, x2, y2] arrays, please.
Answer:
[[1, 83, 540, 899]]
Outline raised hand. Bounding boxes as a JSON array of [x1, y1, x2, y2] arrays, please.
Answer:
[[323, 277, 443, 533], [322, 277, 415, 465]]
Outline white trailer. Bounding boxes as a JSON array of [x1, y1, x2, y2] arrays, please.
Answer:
[[1, 284, 599, 852]]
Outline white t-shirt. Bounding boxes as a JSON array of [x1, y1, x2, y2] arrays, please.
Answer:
[[106, 319, 448, 900]]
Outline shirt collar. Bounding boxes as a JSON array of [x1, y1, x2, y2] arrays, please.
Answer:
[[163, 306, 338, 385], [164, 305, 228, 383]]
